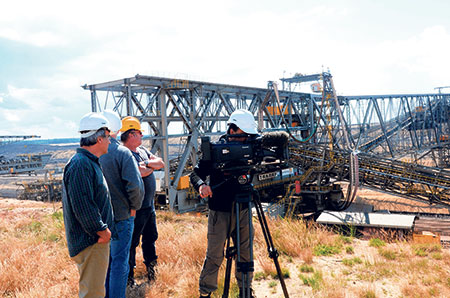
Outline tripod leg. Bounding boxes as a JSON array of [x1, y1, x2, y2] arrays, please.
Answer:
[[237, 202, 252, 298], [222, 239, 235, 298], [254, 198, 290, 298], [235, 199, 254, 297]]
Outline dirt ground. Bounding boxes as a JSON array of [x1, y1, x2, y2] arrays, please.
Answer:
[[354, 188, 450, 214]]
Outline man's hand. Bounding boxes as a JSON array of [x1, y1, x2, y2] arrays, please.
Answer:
[[97, 228, 111, 243], [138, 162, 153, 177], [199, 184, 213, 198], [130, 209, 136, 217]]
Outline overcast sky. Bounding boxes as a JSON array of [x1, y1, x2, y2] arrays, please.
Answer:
[[1, 0, 449, 138]]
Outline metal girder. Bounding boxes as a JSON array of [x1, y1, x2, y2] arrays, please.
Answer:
[[83, 73, 450, 212], [83, 74, 314, 212]]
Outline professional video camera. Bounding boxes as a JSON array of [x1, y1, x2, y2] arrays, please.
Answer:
[[200, 131, 290, 175], [200, 130, 292, 298]]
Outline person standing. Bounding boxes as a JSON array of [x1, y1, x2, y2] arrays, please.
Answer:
[[99, 112, 144, 298], [190, 110, 258, 298], [120, 116, 165, 286], [62, 112, 113, 298]]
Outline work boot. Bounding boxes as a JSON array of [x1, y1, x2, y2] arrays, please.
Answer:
[[239, 288, 256, 298], [147, 260, 157, 282], [127, 276, 137, 288], [127, 268, 137, 287]]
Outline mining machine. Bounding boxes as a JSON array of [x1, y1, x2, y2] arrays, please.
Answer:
[[82, 72, 450, 215]]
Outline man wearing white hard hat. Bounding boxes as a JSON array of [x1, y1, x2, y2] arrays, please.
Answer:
[[62, 112, 114, 298], [99, 110, 144, 298], [102, 109, 123, 139], [190, 109, 258, 298]]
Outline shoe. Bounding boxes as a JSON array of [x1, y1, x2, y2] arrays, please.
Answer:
[[147, 260, 157, 281], [199, 293, 211, 298], [239, 288, 256, 298]]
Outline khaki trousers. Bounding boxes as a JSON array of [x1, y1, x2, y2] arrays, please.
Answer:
[[199, 208, 253, 295], [72, 242, 110, 298]]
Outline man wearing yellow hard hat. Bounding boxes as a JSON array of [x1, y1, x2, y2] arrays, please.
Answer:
[[99, 112, 144, 298], [120, 116, 165, 286]]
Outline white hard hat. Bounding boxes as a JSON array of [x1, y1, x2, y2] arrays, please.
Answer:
[[79, 112, 110, 138], [102, 109, 122, 132], [227, 109, 258, 135]]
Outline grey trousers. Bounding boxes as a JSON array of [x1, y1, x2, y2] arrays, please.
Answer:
[[199, 208, 254, 295]]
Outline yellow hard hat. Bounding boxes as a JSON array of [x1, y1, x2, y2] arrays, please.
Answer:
[[120, 116, 143, 132]]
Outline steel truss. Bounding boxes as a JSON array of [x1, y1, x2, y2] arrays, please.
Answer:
[[83, 73, 450, 213]]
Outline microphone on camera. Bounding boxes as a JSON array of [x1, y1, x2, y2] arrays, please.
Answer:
[[261, 131, 290, 147]]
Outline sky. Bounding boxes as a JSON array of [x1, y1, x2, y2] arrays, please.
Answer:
[[1, 0, 450, 139]]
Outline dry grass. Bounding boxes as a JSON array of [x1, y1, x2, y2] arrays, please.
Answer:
[[0, 201, 77, 297], [2, 198, 450, 298]]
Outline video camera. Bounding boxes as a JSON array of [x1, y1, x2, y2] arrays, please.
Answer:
[[200, 131, 290, 175]]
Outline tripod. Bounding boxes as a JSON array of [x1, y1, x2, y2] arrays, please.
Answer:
[[222, 183, 289, 298]]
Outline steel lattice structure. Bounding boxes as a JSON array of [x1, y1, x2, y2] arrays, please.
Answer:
[[83, 73, 450, 213]]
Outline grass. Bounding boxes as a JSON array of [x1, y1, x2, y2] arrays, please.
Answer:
[[358, 286, 377, 298], [314, 243, 341, 256], [299, 271, 323, 291], [269, 267, 290, 279], [379, 248, 398, 260], [2, 199, 450, 297], [413, 244, 442, 257], [346, 245, 355, 254], [369, 238, 386, 248], [0, 205, 77, 297], [299, 263, 314, 273], [342, 257, 363, 267]]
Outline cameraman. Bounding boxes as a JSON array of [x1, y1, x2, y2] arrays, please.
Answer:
[[190, 109, 258, 298]]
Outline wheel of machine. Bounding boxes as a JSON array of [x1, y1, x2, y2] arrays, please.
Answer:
[[16, 185, 26, 200], [325, 184, 346, 211]]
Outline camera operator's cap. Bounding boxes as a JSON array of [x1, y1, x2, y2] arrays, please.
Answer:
[[120, 116, 143, 132], [227, 109, 258, 134], [102, 109, 122, 132], [79, 112, 110, 138]]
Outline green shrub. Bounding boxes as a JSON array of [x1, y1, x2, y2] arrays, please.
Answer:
[[299, 271, 323, 291], [51, 211, 63, 222], [369, 238, 385, 248], [254, 271, 268, 281], [361, 289, 376, 298], [342, 257, 363, 267], [299, 264, 314, 273], [431, 252, 442, 260], [379, 248, 397, 260], [338, 235, 353, 244], [314, 244, 341, 256], [270, 267, 290, 279]]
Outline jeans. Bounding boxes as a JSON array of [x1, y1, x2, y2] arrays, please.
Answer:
[[129, 208, 158, 276], [105, 216, 135, 298]]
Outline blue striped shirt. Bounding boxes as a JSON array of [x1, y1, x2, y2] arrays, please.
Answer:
[[62, 148, 114, 257]]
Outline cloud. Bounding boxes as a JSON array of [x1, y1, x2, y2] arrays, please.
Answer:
[[3, 111, 20, 122], [7, 85, 36, 100], [333, 25, 450, 95], [0, 28, 68, 47], [1, 0, 450, 139]]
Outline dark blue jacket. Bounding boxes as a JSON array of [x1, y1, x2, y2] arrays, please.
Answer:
[[62, 148, 114, 257]]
